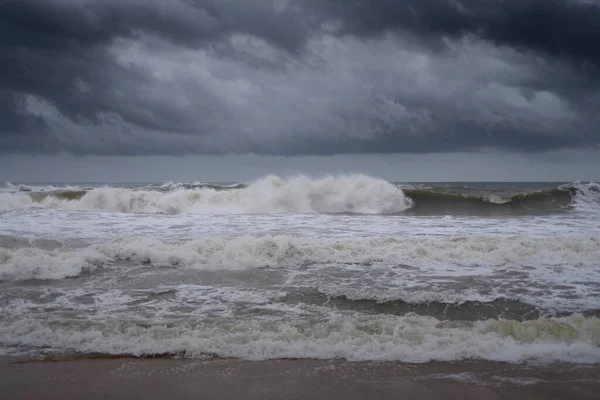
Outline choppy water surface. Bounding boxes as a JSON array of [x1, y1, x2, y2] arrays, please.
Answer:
[[1, 175, 599, 363]]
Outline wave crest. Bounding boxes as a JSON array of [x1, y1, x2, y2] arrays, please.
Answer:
[[2, 234, 599, 282], [1, 312, 599, 363], [1, 175, 412, 214], [2, 178, 598, 215], [403, 182, 599, 214]]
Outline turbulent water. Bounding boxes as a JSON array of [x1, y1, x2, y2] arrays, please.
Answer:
[[1, 175, 600, 363]]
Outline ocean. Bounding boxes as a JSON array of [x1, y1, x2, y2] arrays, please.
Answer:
[[1, 175, 599, 364]]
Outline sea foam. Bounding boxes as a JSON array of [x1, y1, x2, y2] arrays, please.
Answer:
[[0, 175, 413, 214], [1, 309, 599, 364], [2, 234, 599, 280]]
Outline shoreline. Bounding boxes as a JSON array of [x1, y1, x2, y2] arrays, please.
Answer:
[[1, 356, 599, 399]]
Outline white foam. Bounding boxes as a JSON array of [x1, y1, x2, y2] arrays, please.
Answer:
[[2, 235, 599, 313], [1, 310, 599, 363], [491, 376, 546, 386], [0, 247, 108, 281], [485, 195, 511, 204], [2, 182, 85, 193], [106, 234, 600, 269], [565, 181, 600, 213], [3, 234, 599, 279], [2, 206, 597, 245], [0, 175, 412, 214], [295, 259, 600, 312], [0, 192, 34, 210], [3, 179, 599, 216]]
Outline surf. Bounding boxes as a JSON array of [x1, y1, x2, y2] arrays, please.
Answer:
[[1, 175, 413, 214], [1, 176, 598, 215]]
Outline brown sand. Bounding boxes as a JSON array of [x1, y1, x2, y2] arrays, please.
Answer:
[[1, 355, 599, 399]]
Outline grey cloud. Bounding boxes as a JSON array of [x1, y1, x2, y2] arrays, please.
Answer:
[[0, 0, 308, 51], [1, 0, 599, 157], [0, 0, 308, 134], [315, 0, 600, 71]]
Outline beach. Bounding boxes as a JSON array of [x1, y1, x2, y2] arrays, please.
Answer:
[[2, 356, 600, 400]]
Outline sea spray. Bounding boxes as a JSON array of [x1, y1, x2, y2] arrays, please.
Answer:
[[0, 175, 412, 214]]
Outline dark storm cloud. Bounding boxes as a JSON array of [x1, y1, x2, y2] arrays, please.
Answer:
[[316, 0, 600, 70], [1, 0, 599, 156], [0, 0, 309, 51], [0, 0, 309, 137]]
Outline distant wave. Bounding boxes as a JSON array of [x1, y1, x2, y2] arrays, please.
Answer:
[[403, 187, 574, 214], [1, 176, 598, 215]]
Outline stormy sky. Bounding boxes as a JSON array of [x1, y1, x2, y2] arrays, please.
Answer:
[[1, 0, 600, 181]]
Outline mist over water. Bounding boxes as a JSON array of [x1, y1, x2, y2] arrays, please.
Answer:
[[1, 175, 599, 362]]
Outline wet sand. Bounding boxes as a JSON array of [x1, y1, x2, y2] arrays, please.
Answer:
[[1, 356, 599, 399]]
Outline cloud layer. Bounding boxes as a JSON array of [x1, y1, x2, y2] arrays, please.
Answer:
[[2, 0, 600, 156]]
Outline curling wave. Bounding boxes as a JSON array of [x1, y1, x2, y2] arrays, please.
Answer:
[[402, 181, 599, 215], [1, 175, 412, 214], [404, 188, 574, 214], [1, 177, 598, 215]]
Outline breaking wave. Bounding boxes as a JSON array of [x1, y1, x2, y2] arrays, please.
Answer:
[[1, 177, 598, 215], [3, 232, 600, 363], [1, 175, 412, 214], [1, 310, 599, 363], [2, 234, 599, 280]]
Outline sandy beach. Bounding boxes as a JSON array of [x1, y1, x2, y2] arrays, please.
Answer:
[[1, 356, 599, 400]]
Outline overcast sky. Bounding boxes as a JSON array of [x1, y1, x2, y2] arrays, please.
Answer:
[[2, 0, 599, 181]]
